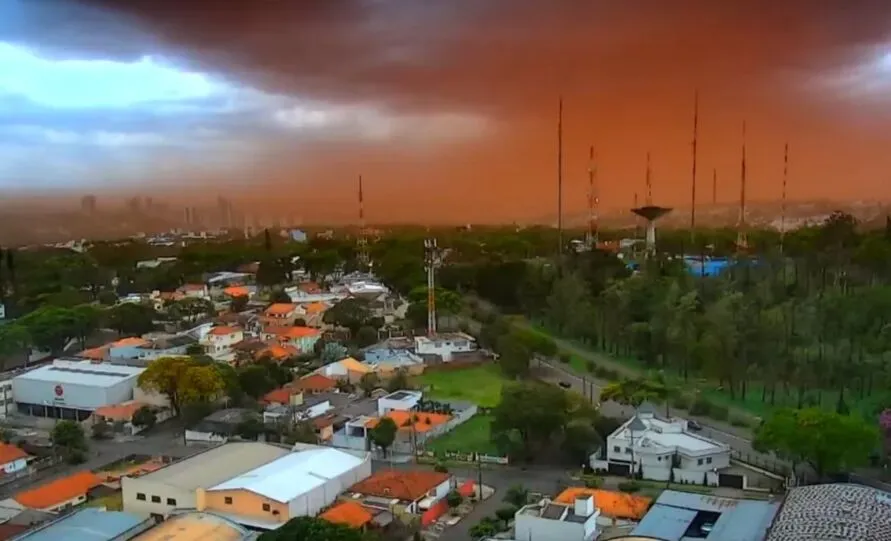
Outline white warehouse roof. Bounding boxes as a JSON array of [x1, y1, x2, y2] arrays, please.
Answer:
[[14, 359, 144, 388], [208, 447, 364, 503]]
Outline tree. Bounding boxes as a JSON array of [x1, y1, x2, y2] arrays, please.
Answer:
[[495, 506, 517, 526], [284, 420, 319, 445], [369, 417, 398, 456], [502, 484, 529, 508], [258, 516, 365, 541], [320, 342, 348, 365], [492, 382, 569, 461], [270, 289, 292, 304], [18, 306, 79, 354], [468, 518, 499, 540], [92, 418, 111, 440], [358, 373, 380, 396], [132, 405, 157, 431], [354, 325, 378, 348], [137, 356, 224, 415], [496, 334, 531, 379], [169, 297, 214, 326], [754, 408, 878, 478], [52, 420, 87, 458], [562, 419, 603, 466], [236, 414, 265, 441], [238, 364, 277, 399], [446, 490, 464, 508], [105, 302, 157, 335], [385, 369, 410, 392], [323, 298, 372, 334], [230, 295, 249, 313], [0, 324, 29, 369]]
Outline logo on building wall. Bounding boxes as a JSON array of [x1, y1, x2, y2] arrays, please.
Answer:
[[54, 385, 64, 397]]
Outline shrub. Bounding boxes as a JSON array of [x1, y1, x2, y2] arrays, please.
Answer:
[[434, 462, 449, 473], [585, 360, 596, 373], [708, 404, 729, 421], [582, 474, 602, 489], [617, 481, 640, 493], [729, 414, 750, 427], [689, 397, 713, 416], [558, 352, 572, 364], [671, 394, 692, 410]]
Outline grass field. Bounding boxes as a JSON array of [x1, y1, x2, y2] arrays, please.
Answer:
[[426, 415, 498, 455], [416, 363, 505, 407]]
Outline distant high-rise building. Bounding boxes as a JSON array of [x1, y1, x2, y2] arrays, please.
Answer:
[[127, 196, 142, 214], [81, 195, 97, 215], [184, 207, 192, 226]]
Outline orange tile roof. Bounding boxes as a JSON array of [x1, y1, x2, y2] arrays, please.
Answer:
[[297, 374, 337, 392], [0, 443, 29, 466], [261, 387, 296, 405], [258, 344, 299, 361], [223, 286, 250, 297], [78, 346, 108, 361], [14, 471, 102, 510], [303, 302, 328, 314], [209, 325, 241, 336], [320, 501, 373, 528], [350, 470, 450, 502], [554, 488, 652, 520], [270, 326, 320, 339], [266, 303, 297, 316], [112, 337, 150, 347], [94, 401, 144, 422], [298, 282, 321, 294], [366, 410, 452, 434]]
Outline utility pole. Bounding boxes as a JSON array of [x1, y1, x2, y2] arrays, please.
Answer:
[[736, 122, 748, 253], [424, 239, 439, 336], [587, 145, 599, 249], [780, 143, 789, 256], [690, 91, 699, 239], [557, 97, 564, 259], [357, 175, 368, 268]]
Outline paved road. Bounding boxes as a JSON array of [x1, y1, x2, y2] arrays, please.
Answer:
[[375, 460, 575, 541], [534, 359, 787, 472]]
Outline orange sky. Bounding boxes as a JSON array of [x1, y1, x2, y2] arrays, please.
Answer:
[[8, 1, 891, 223]]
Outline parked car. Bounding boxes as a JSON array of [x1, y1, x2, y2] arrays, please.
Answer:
[[558, 381, 572, 389], [687, 420, 703, 431]]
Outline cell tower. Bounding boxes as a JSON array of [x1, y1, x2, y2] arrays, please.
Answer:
[[586, 145, 599, 249], [780, 143, 789, 255], [736, 122, 749, 252], [557, 97, 564, 257], [690, 91, 699, 237], [631, 152, 672, 257], [357, 175, 369, 268], [424, 238, 440, 336]]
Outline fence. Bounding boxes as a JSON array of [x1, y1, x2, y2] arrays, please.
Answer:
[[417, 449, 510, 465], [422, 356, 493, 373], [730, 450, 791, 477]]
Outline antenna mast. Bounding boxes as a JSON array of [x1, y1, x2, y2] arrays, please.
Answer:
[[690, 91, 699, 237], [780, 143, 789, 255], [424, 238, 440, 336], [357, 175, 368, 267], [645, 152, 653, 205], [557, 97, 564, 258], [587, 145, 599, 249], [736, 122, 748, 252]]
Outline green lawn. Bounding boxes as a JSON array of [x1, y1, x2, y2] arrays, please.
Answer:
[[427, 415, 498, 455], [416, 363, 505, 407]]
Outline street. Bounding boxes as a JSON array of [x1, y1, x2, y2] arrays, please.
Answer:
[[534, 358, 787, 472]]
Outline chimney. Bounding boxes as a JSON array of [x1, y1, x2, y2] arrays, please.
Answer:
[[574, 495, 595, 517]]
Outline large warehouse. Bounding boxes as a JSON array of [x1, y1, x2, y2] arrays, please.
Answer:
[[12, 358, 145, 421]]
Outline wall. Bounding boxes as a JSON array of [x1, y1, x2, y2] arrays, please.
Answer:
[[200, 488, 290, 527], [122, 476, 195, 517], [13, 377, 138, 411], [184, 430, 228, 445], [2, 457, 27, 475], [515, 513, 588, 541]]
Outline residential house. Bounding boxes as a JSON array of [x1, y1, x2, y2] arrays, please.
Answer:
[[515, 494, 602, 541], [0, 442, 29, 475], [177, 284, 209, 299], [117, 335, 195, 362], [335, 410, 452, 453], [590, 405, 735, 487], [222, 285, 256, 300], [264, 326, 321, 354], [297, 301, 329, 328], [256, 344, 300, 364], [263, 304, 300, 326], [413, 332, 477, 362], [315, 357, 372, 384], [93, 401, 172, 436], [194, 445, 372, 530], [129, 511, 255, 541], [361, 349, 424, 379], [14, 471, 102, 512], [103, 337, 151, 361], [185, 409, 258, 445], [320, 501, 374, 530], [553, 488, 651, 523], [296, 374, 337, 394], [377, 390, 422, 416], [200, 326, 245, 363], [348, 470, 451, 514]]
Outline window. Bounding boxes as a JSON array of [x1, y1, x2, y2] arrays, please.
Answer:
[[697, 459, 704, 466], [136, 493, 146, 501], [706, 457, 712, 464], [166, 498, 177, 506], [625, 447, 632, 454], [151, 496, 161, 503], [613, 446, 620, 453], [262, 503, 271, 512], [224, 497, 233, 505], [657, 456, 662, 462]]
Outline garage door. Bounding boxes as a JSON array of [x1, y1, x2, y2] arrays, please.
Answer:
[[608, 463, 632, 476], [718, 473, 744, 489]]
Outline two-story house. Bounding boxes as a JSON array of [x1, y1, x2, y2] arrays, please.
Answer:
[[200, 326, 245, 363], [263, 303, 300, 327], [591, 405, 733, 486], [413, 332, 477, 362], [263, 326, 321, 353], [177, 284, 210, 299]]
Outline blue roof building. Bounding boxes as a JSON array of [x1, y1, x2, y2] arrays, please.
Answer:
[[631, 490, 780, 541], [14, 508, 152, 541]]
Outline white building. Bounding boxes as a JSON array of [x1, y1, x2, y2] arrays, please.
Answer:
[[0, 379, 13, 418], [199, 326, 244, 363], [515, 495, 601, 541], [377, 390, 422, 416], [591, 406, 732, 486], [413, 332, 477, 362], [12, 359, 144, 421]]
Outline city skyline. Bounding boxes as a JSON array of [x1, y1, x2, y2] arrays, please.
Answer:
[[4, 1, 891, 223]]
